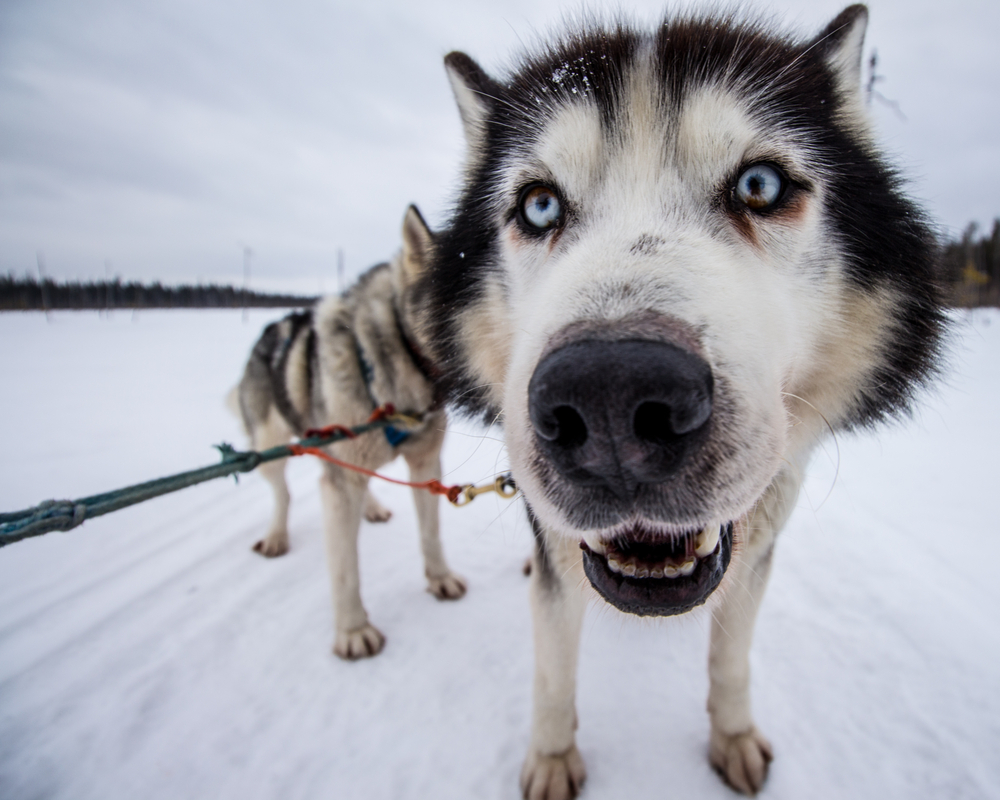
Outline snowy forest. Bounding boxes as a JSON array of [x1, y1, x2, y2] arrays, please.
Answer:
[[0, 275, 315, 311], [3, 220, 998, 311]]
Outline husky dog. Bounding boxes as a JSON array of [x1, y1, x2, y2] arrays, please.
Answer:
[[233, 206, 466, 660], [420, 6, 945, 797]]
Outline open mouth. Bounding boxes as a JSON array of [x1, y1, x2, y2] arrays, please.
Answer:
[[580, 522, 734, 616]]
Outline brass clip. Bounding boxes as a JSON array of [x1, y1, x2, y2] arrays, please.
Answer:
[[452, 472, 518, 507]]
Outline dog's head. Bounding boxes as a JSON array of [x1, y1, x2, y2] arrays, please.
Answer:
[[423, 6, 945, 615], [333, 205, 441, 421]]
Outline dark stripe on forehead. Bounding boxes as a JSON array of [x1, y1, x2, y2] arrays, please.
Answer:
[[503, 22, 640, 137], [497, 15, 836, 135], [503, 14, 861, 141], [654, 17, 810, 106]]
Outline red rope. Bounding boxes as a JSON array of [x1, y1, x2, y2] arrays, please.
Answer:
[[294, 404, 466, 503], [287, 444, 464, 504]]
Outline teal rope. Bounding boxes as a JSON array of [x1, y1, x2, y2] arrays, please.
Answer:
[[0, 417, 395, 549]]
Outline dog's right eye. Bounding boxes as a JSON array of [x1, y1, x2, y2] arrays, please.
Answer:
[[733, 164, 785, 211], [518, 184, 563, 231]]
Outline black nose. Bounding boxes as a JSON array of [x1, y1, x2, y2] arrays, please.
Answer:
[[528, 339, 713, 500]]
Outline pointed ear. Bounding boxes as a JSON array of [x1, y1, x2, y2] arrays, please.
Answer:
[[444, 51, 498, 154], [812, 5, 869, 97], [400, 204, 434, 286]]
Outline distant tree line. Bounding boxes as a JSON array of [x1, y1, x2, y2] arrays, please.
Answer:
[[0, 276, 317, 311], [4, 220, 999, 311], [943, 220, 1000, 308]]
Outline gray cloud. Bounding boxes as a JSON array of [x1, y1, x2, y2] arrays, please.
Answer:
[[1, 0, 996, 289]]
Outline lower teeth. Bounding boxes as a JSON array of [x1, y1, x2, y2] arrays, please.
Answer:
[[596, 524, 726, 580], [605, 555, 697, 579]]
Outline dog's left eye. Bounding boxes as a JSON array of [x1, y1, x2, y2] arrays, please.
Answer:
[[734, 164, 785, 211], [519, 184, 563, 231]]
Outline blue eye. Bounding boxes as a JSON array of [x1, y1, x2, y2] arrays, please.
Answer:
[[520, 184, 563, 230], [734, 164, 785, 211]]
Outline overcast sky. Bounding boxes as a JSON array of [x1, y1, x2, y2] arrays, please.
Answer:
[[1, 0, 997, 291]]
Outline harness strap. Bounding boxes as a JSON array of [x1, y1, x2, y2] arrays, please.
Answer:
[[352, 305, 440, 448]]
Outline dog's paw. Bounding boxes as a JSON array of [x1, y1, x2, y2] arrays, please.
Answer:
[[333, 624, 386, 660], [709, 726, 773, 796], [427, 572, 467, 600], [363, 495, 393, 523], [252, 534, 289, 558], [520, 746, 587, 800]]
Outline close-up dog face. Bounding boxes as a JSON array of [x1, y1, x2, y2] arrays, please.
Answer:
[[424, 7, 944, 617]]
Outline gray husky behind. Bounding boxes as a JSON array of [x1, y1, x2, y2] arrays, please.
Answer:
[[232, 206, 466, 660]]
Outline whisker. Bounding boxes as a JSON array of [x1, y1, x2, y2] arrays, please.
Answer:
[[781, 391, 841, 510], [441, 411, 507, 481]]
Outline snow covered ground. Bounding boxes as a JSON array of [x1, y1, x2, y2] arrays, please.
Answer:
[[0, 308, 998, 800]]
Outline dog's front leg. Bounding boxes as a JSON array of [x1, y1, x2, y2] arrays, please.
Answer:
[[707, 466, 802, 795], [521, 525, 588, 800], [403, 440, 467, 600], [319, 465, 385, 660]]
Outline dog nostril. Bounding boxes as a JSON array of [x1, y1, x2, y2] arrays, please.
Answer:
[[634, 393, 711, 443], [633, 402, 676, 444], [552, 405, 588, 448]]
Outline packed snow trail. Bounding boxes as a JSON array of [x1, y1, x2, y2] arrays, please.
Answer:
[[0, 309, 997, 800]]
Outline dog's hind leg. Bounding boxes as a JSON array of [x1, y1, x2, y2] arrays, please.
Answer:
[[252, 461, 291, 557], [363, 491, 393, 523], [403, 433, 467, 600], [521, 528, 588, 800], [319, 464, 386, 659], [707, 466, 802, 795], [251, 408, 295, 558]]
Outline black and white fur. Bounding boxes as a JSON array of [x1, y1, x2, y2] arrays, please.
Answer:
[[419, 6, 945, 797], [232, 206, 466, 660]]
